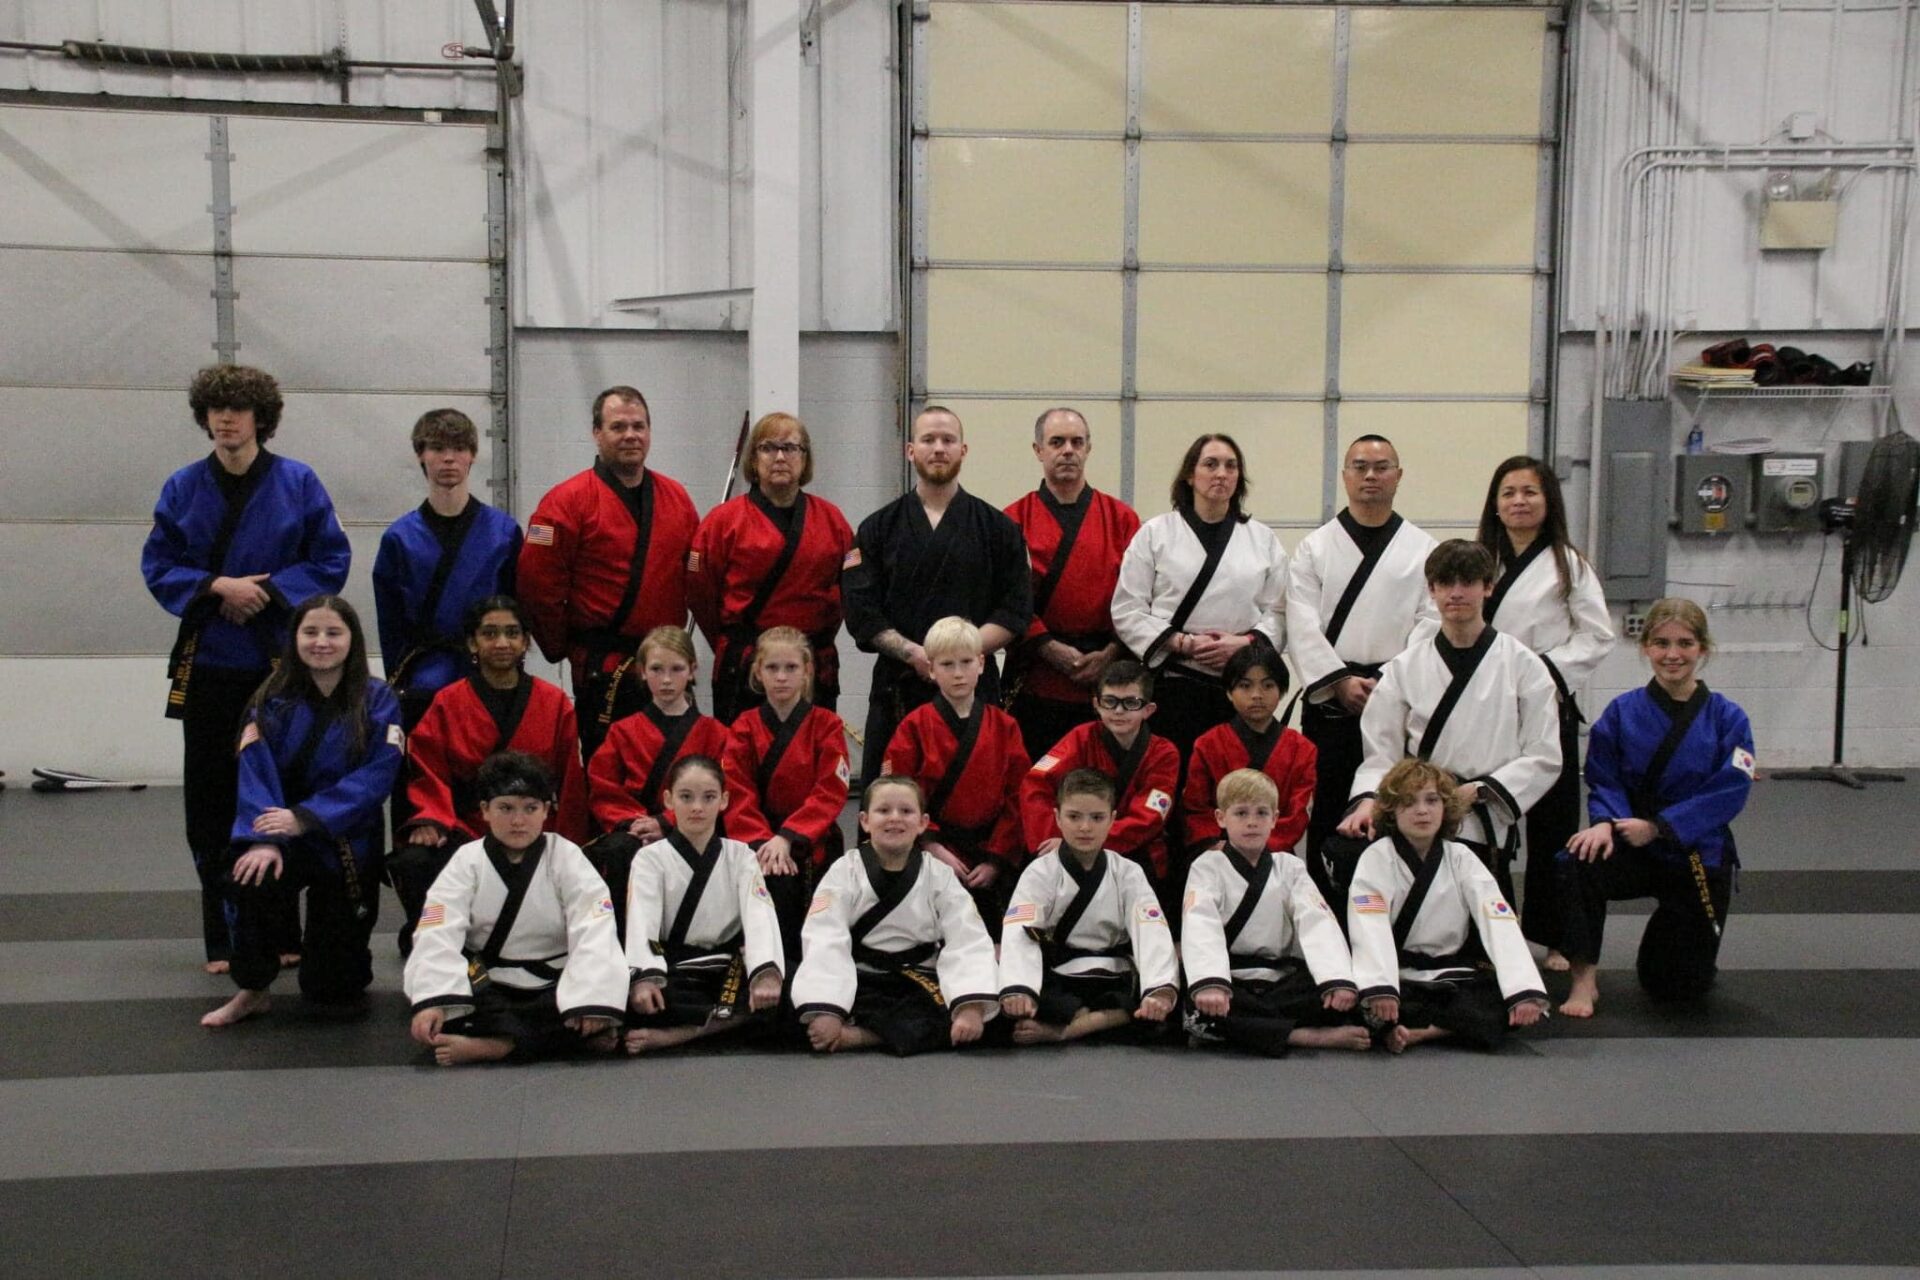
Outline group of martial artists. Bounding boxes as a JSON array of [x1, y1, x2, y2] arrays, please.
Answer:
[[142, 363, 1757, 1056]]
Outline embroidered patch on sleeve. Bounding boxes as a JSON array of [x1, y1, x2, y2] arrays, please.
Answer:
[[1033, 754, 1061, 774], [238, 722, 261, 750], [1145, 789, 1172, 816], [686, 550, 702, 572], [753, 879, 771, 901], [386, 724, 406, 750], [1731, 746, 1756, 778], [1351, 893, 1388, 914], [1136, 902, 1166, 924], [418, 903, 445, 930], [842, 547, 862, 570], [527, 523, 555, 547], [807, 891, 834, 916], [1183, 889, 1197, 913], [596, 897, 615, 915], [835, 757, 851, 784], [1486, 899, 1518, 922], [1003, 902, 1037, 926]]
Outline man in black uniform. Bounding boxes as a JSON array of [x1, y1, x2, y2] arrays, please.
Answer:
[[843, 406, 1032, 785]]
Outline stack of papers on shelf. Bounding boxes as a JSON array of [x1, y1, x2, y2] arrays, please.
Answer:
[[1673, 363, 1757, 385]]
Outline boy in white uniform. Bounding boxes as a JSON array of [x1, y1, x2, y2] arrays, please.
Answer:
[[998, 769, 1178, 1045]]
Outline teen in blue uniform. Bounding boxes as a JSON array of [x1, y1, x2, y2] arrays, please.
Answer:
[[142, 366, 351, 971], [1558, 598, 1754, 1016], [372, 408, 522, 730], [201, 596, 404, 1027]]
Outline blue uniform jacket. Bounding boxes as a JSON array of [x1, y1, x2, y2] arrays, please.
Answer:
[[142, 452, 352, 672], [233, 680, 405, 876], [1585, 682, 1755, 869], [371, 499, 521, 705]]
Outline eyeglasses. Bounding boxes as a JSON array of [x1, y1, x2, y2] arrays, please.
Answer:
[[756, 441, 807, 456], [1345, 461, 1400, 476], [1095, 695, 1148, 712]]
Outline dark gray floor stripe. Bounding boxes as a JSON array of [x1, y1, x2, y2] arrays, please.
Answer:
[[4, 969, 1919, 1081], [3, 1135, 1915, 1278]]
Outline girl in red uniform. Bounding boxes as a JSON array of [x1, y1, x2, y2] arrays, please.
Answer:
[[723, 626, 852, 966]]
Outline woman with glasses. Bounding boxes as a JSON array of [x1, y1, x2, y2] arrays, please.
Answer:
[[688, 412, 855, 724], [1111, 433, 1288, 780], [1476, 456, 1617, 971]]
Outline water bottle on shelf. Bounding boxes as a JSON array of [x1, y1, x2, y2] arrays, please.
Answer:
[[1685, 423, 1704, 455]]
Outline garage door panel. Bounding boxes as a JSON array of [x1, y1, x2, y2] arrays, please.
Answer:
[[1141, 7, 1334, 135], [927, 270, 1121, 392], [935, 397, 1123, 511], [1139, 142, 1329, 266], [0, 107, 214, 252], [0, 388, 209, 522], [928, 2, 1126, 133], [1134, 402, 1323, 524], [1340, 402, 1529, 524], [1137, 274, 1325, 395], [1347, 10, 1547, 137], [1340, 275, 1533, 396], [0, 248, 214, 387], [1344, 144, 1538, 267], [233, 257, 491, 392], [929, 139, 1123, 264], [228, 118, 488, 260]]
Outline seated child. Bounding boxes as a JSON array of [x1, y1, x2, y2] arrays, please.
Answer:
[[998, 769, 1178, 1045], [1020, 660, 1181, 890], [1347, 758, 1550, 1053], [624, 755, 785, 1053], [883, 616, 1031, 933], [1181, 638, 1317, 858], [1183, 769, 1366, 1056], [791, 776, 999, 1056], [404, 751, 628, 1065]]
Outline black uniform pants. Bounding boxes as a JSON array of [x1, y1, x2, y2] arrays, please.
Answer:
[[1301, 703, 1364, 899], [447, 984, 599, 1060], [1148, 667, 1233, 786], [180, 665, 267, 962], [860, 660, 964, 788], [1557, 843, 1731, 1000], [228, 842, 379, 1001], [1520, 698, 1582, 952], [1187, 967, 1351, 1057], [1007, 690, 1096, 764], [386, 841, 456, 959], [1390, 975, 1511, 1049]]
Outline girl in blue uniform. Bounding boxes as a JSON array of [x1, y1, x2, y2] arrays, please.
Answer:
[[202, 596, 404, 1027], [1557, 598, 1754, 1016]]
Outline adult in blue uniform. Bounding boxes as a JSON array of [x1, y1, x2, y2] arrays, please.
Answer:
[[142, 366, 351, 972], [1557, 598, 1754, 1016], [202, 596, 404, 1027], [372, 408, 522, 730]]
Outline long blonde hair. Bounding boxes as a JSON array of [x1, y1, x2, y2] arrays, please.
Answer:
[[749, 625, 815, 700]]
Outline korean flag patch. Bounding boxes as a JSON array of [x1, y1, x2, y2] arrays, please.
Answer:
[[1145, 789, 1172, 817], [835, 757, 851, 785], [1731, 746, 1756, 779], [1486, 899, 1518, 923], [1136, 901, 1166, 925], [386, 723, 406, 750]]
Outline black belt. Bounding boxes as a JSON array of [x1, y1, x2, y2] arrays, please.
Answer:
[[854, 940, 937, 970]]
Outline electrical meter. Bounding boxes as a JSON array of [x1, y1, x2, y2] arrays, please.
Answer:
[[1751, 452, 1824, 534], [1676, 455, 1746, 535]]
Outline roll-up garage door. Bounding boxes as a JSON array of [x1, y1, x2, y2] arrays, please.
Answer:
[[0, 101, 494, 674], [909, 1, 1557, 539]]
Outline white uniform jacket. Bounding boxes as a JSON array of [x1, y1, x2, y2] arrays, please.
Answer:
[[1352, 628, 1561, 849], [625, 830, 784, 987], [1286, 512, 1437, 704], [998, 849, 1178, 1002], [1182, 848, 1355, 994], [1484, 544, 1616, 700], [1111, 508, 1287, 676], [792, 846, 1000, 1022], [405, 834, 628, 1023], [1347, 834, 1546, 1007]]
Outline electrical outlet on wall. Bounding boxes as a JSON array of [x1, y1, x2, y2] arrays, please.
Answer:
[[1624, 611, 1648, 639]]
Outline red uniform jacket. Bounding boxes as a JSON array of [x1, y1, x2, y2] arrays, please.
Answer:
[[882, 697, 1031, 862], [403, 675, 589, 843], [1180, 717, 1318, 854], [517, 462, 699, 677], [587, 703, 732, 832], [687, 489, 853, 668], [1004, 486, 1140, 704], [722, 701, 851, 866], [1019, 722, 1180, 876]]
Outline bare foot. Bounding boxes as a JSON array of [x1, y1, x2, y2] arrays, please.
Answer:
[[1560, 973, 1600, 1018], [833, 1024, 884, 1052], [279, 953, 302, 969], [1062, 1008, 1132, 1041], [1386, 1024, 1449, 1053], [430, 1033, 514, 1066], [1543, 950, 1571, 972], [201, 989, 270, 1027], [1290, 1024, 1373, 1051], [204, 959, 230, 976], [626, 1025, 703, 1055], [1011, 1019, 1067, 1045]]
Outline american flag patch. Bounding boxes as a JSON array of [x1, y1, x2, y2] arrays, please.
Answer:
[[686, 550, 702, 572], [1352, 893, 1388, 914], [807, 891, 834, 916], [527, 523, 555, 546], [418, 903, 446, 929], [842, 547, 862, 570], [238, 722, 260, 749], [1033, 754, 1061, 774], [1486, 899, 1517, 921], [1004, 902, 1037, 925]]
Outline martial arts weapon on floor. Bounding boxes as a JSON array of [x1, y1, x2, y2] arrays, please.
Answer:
[[29, 767, 149, 792]]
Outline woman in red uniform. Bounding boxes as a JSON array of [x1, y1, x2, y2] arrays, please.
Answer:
[[389, 595, 588, 954], [722, 626, 852, 966], [688, 412, 855, 724]]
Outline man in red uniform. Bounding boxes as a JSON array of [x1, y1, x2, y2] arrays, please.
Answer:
[[1003, 408, 1142, 761], [517, 386, 700, 760]]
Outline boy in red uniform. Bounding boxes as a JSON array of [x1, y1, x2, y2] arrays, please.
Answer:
[[1020, 660, 1180, 892], [1181, 638, 1317, 858], [883, 616, 1030, 934]]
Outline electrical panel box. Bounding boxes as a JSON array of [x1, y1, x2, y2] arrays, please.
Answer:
[[1598, 399, 1671, 601], [1751, 452, 1824, 533], [1676, 455, 1747, 535]]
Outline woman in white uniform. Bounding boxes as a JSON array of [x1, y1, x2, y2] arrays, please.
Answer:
[[1475, 456, 1616, 970]]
